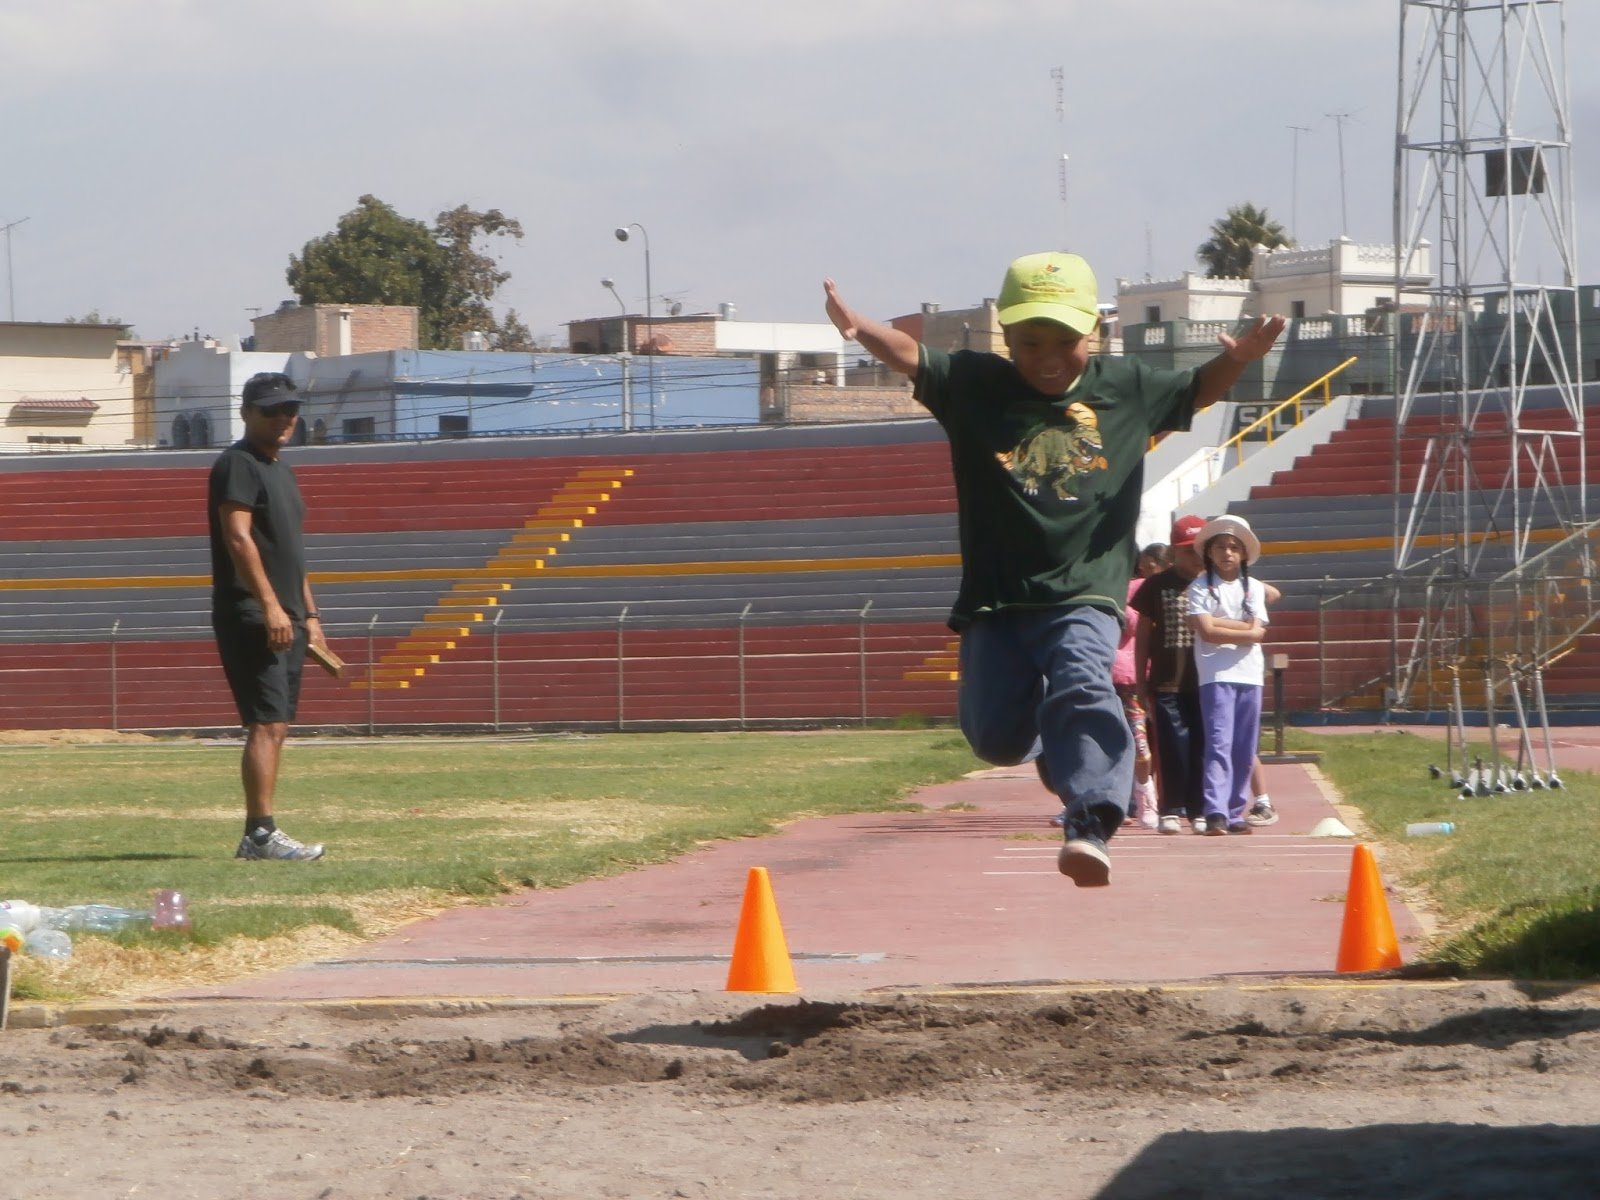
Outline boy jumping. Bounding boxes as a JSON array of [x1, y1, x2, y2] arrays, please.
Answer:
[[824, 253, 1283, 886]]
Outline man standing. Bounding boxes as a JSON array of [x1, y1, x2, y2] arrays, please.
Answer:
[[208, 372, 327, 861]]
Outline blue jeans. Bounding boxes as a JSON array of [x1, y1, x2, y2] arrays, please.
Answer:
[[1149, 690, 1204, 819], [957, 606, 1130, 843]]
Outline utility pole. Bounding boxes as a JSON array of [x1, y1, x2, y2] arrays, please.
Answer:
[[2, 217, 30, 322]]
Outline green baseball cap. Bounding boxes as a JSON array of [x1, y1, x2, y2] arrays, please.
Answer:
[[996, 252, 1100, 334]]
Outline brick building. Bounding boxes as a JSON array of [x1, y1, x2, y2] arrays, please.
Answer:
[[250, 302, 419, 356]]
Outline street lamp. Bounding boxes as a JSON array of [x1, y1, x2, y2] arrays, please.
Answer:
[[614, 224, 655, 428], [2, 216, 29, 323], [600, 277, 633, 431]]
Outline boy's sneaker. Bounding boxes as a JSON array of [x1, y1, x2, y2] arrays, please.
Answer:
[[1205, 814, 1229, 837], [1057, 837, 1111, 888], [1049, 808, 1067, 828], [1227, 820, 1252, 835], [236, 829, 325, 861], [1191, 817, 1208, 836], [1247, 799, 1279, 826], [1158, 814, 1182, 835]]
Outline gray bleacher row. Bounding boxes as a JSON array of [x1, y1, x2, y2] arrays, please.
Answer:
[[0, 569, 962, 640], [0, 512, 963, 640]]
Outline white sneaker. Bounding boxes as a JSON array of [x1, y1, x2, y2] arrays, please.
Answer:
[[235, 828, 325, 861], [1158, 814, 1182, 835], [1191, 817, 1207, 836], [1139, 805, 1159, 829], [1247, 799, 1279, 827]]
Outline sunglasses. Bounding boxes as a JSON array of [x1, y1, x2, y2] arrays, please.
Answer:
[[255, 401, 302, 417]]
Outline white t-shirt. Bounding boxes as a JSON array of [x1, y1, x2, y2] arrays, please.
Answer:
[[1185, 573, 1269, 687]]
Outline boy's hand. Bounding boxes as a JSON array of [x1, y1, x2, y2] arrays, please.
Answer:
[[1218, 315, 1287, 364], [823, 278, 858, 340]]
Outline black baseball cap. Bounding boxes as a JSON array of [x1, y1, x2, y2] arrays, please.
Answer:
[[242, 372, 302, 411]]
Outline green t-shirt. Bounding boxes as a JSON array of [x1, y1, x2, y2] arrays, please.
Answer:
[[208, 440, 309, 622], [916, 347, 1199, 629]]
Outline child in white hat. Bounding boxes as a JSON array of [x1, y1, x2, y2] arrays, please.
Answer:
[[1184, 514, 1269, 835]]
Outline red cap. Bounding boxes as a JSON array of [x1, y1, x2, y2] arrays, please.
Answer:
[[1169, 514, 1207, 547]]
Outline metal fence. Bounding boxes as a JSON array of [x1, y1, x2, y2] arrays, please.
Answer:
[[0, 601, 962, 734]]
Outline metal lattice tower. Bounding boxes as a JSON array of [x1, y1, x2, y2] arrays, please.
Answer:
[[1392, 0, 1586, 729]]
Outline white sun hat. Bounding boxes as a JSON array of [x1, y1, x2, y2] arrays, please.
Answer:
[[1196, 514, 1261, 565]]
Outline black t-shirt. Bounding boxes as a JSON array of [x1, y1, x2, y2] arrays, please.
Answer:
[[1130, 568, 1198, 694], [208, 440, 308, 622], [915, 347, 1199, 629]]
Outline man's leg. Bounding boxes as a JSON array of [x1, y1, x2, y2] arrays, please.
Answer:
[[241, 720, 288, 823], [220, 621, 324, 862]]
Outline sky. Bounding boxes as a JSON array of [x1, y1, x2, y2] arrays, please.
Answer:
[[3, 0, 1597, 347]]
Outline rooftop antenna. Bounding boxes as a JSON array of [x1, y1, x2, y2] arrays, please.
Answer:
[[1287, 124, 1313, 240], [1324, 110, 1359, 236], [1051, 67, 1068, 244], [2, 216, 30, 322]]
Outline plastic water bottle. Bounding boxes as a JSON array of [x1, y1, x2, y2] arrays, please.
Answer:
[[1406, 821, 1455, 837], [23, 928, 73, 960], [0, 900, 41, 933], [151, 889, 191, 931], [40, 904, 151, 933], [0, 923, 23, 954]]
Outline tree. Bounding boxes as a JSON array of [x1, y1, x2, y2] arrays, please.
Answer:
[[62, 310, 126, 326], [286, 195, 530, 351], [1196, 203, 1292, 279]]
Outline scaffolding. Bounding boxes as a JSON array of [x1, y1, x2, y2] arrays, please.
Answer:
[[1393, 0, 1586, 787]]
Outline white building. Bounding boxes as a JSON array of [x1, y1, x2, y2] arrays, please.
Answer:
[[0, 322, 137, 451], [1117, 237, 1435, 324], [151, 338, 298, 449]]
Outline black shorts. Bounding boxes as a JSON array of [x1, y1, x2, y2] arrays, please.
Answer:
[[213, 615, 308, 725]]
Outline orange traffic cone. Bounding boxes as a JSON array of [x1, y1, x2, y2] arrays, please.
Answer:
[[726, 867, 799, 994], [1335, 843, 1403, 972]]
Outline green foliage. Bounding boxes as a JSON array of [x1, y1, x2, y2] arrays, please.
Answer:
[[1196, 202, 1292, 279], [286, 195, 531, 351], [61, 309, 127, 327]]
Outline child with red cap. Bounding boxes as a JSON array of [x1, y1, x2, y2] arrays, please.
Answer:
[[824, 255, 1284, 886], [1131, 514, 1211, 835]]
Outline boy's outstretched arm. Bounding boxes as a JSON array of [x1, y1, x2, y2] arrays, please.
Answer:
[[1192, 315, 1287, 409], [824, 278, 920, 378]]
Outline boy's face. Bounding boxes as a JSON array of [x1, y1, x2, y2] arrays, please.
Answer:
[[1003, 317, 1094, 396], [1172, 542, 1203, 579]]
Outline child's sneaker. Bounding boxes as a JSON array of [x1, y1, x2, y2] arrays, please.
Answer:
[[1247, 798, 1279, 826], [1205, 814, 1229, 836], [1227, 819, 1253, 835], [1158, 814, 1182, 835], [235, 828, 325, 861], [1191, 816, 1208, 836], [1049, 808, 1067, 828], [1057, 836, 1111, 887]]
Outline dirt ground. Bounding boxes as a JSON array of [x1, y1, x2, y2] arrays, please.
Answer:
[[4, 980, 1600, 1199]]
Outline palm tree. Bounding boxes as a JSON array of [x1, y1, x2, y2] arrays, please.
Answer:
[[1196, 203, 1292, 278]]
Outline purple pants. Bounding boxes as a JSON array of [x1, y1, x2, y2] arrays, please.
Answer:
[[1198, 681, 1262, 822]]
